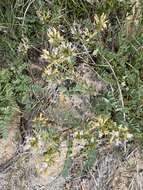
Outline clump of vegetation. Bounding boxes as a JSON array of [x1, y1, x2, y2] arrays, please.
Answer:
[[0, 0, 143, 180]]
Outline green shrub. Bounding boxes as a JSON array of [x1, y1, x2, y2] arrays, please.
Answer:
[[0, 0, 143, 177]]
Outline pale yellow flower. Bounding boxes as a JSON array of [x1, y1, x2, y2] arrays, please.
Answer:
[[94, 13, 108, 31], [18, 36, 29, 55], [36, 10, 50, 24], [47, 27, 63, 46], [41, 49, 50, 60], [43, 67, 52, 76], [33, 113, 48, 124], [126, 133, 133, 139]]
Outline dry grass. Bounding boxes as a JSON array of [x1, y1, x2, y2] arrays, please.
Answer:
[[65, 143, 143, 190]]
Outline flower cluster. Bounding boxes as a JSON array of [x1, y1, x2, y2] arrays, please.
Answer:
[[47, 27, 64, 46], [24, 129, 61, 165], [89, 116, 133, 146], [71, 23, 97, 42], [18, 36, 29, 55], [33, 113, 48, 127], [41, 27, 76, 80], [36, 10, 50, 24], [94, 13, 108, 31]]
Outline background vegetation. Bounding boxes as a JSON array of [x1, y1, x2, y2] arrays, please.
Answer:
[[0, 0, 143, 179]]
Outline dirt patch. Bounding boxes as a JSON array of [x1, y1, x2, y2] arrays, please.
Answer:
[[0, 113, 20, 166]]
